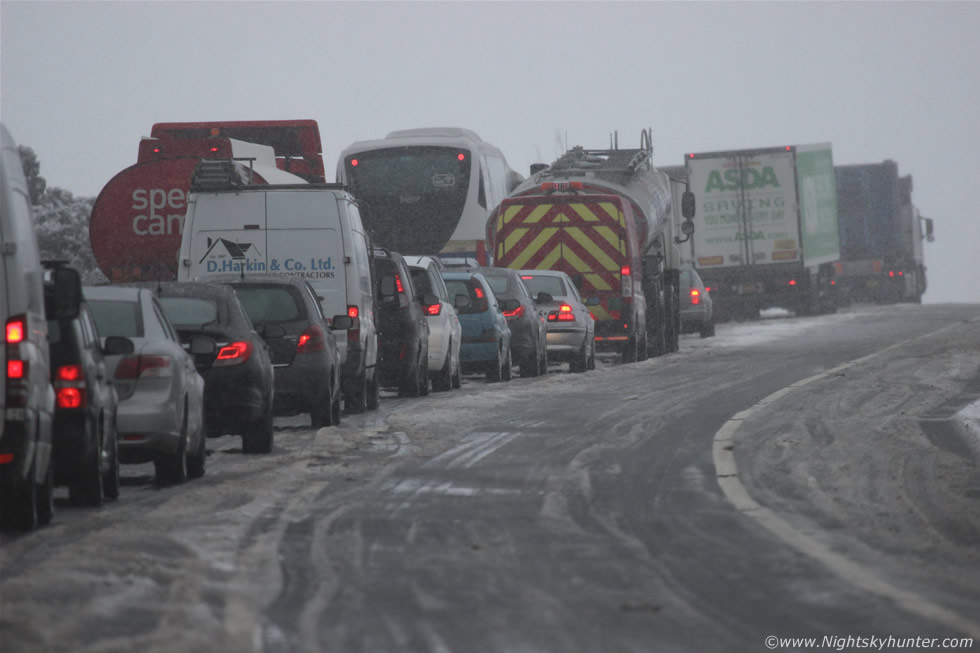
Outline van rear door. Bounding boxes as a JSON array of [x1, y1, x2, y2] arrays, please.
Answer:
[[186, 191, 269, 277], [264, 190, 346, 321]]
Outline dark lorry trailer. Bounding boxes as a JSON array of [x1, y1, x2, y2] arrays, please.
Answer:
[[834, 160, 932, 305]]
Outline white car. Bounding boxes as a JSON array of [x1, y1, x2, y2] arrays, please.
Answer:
[[402, 256, 463, 391], [85, 285, 209, 484]]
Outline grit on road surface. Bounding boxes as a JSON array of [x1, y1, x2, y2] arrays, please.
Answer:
[[1, 303, 978, 653]]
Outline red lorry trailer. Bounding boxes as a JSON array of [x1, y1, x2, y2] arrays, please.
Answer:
[[88, 120, 324, 282]]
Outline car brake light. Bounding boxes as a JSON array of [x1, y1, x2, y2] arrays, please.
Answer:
[[426, 302, 442, 316], [213, 341, 252, 366], [548, 303, 575, 322], [54, 364, 85, 409], [6, 318, 25, 344], [788, 279, 797, 286], [690, 289, 701, 305], [7, 360, 25, 379], [705, 286, 712, 293], [297, 325, 326, 353], [395, 274, 405, 294], [115, 355, 173, 379], [347, 305, 359, 319], [474, 286, 484, 299], [503, 304, 525, 319], [621, 265, 630, 277], [0, 453, 15, 464]]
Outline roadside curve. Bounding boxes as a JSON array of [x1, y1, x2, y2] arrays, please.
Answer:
[[713, 318, 980, 640]]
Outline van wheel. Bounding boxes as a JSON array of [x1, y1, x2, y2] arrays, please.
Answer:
[[452, 356, 462, 389], [366, 366, 380, 410], [330, 379, 343, 425], [345, 372, 368, 414], [399, 361, 423, 397]]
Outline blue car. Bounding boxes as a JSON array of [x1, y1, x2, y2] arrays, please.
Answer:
[[442, 271, 512, 382]]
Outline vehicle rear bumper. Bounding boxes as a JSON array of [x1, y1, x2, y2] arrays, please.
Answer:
[[273, 355, 331, 415]]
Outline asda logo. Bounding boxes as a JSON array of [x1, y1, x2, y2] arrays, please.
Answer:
[[705, 166, 780, 192]]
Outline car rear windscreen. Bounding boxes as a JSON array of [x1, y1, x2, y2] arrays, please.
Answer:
[[159, 297, 219, 327], [233, 285, 304, 325], [88, 299, 144, 338]]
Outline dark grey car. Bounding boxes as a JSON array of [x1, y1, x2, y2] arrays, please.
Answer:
[[480, 267, 549, 377], [217, 276, 351, 428]]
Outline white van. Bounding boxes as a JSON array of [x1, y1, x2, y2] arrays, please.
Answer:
[[1, 123, 80, 530], [178, 165, 379, 412]]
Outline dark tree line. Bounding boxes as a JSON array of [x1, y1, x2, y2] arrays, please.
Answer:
[[18, 146, 106, 284]]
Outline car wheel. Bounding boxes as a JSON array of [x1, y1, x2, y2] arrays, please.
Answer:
[[519, 350, 538, 378], [37, 454, 54, 526], [187, 417, 207, 479], [452, 355, 462, 389], [156, 420, 188, 486], [486, 345, 503, 382], [70, 420, 104, 507], [433, 346, 453, 392], [571, 339, 589, 374], [243, 411, 274, 455], [419, 354, 430, 397], [399, 359, 423, 397], [311, 381, 335, 429], [588, 338, 596, 370], [102, 432, 120, 500], [0, 460, 38, 532], [538, 342, 548, 376], [622, 332, 639, 364], [502, 346, 513, 382]]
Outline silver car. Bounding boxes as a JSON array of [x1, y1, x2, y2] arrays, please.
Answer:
[[679, 266, 715, 338], [85, 286, 209, 485], [403, 255, 464, 392], [518, 270, 596, 373]]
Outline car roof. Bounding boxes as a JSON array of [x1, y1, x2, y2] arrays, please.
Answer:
[[518, 269, 571, 279], [130, 280, 238, 300], [83, 285, 146, 301], [402, 255, 442, 269], [208, 274, 310, 288]]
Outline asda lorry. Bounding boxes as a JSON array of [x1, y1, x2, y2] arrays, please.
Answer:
[[685, 143, 840, 319]]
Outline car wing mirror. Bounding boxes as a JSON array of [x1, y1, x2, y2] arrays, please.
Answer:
[[103, 335, 135, 356], [255, 322, 285, 338], [188, 334, 217, 356], [500, 298, 521, 312], [331, 315, 353, 330]]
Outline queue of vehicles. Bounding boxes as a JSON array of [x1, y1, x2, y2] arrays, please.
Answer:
[[4, 118, 936, 531]]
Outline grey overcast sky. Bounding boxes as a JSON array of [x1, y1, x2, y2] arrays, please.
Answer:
[[2, 1, 978, 303]]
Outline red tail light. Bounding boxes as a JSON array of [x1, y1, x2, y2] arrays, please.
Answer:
[[7, 359, 25, 379], [0, 453, 15, 464], [621, 265, 631, 277], [426, 302, 442, 316], [347, 305, 359, 319], [346, 305, 361, 345], [5, 318, 25, 344], [690, 289, 701, 305], [395, 274, 405, 294], [548, 303, 575, 322], [213, 341, 252, 366], [297, 325, 326, 353], [788, 279, 797, 286], [115, 356, 173, 379], [55, 364, 85, 409], [705, 286, 712, 293], [503, 304, 525, 319]]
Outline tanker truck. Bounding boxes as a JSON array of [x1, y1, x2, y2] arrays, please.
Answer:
[[486, 129, 695, 362], [88, 120, 325, 282]]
